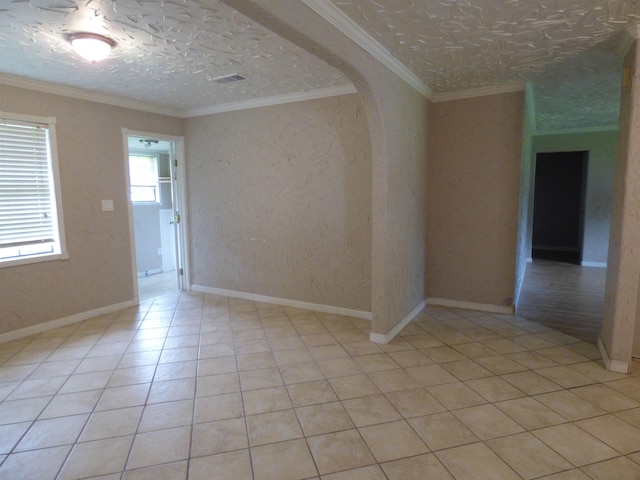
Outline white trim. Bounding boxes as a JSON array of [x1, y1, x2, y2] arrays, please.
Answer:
[[369, 299, 426, 344], [426, 297, 515, 314], [301, 0, 431, 99], [137, 268, 163, 278], [0, 73, 180, 118], [191, 284, 372, 320], [581, 261, 607, 268], [597, 337, 630, 373], [525, 82, 537, 133], [535, 125, 618, 136], [184, 84, 357, 117], [0, 300, 137, 344], [527, 257, 533, 263], [617, 24, 640, 57], [430, 82, 526, 103]]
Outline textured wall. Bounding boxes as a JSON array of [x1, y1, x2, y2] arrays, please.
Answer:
[[185, 94, 372, 311], [602, 41, 640, 364], [427, 91, 524, 307], [220, 0, 430, 338], [532, 130, 617, 265], [0, 85, 182, 335]]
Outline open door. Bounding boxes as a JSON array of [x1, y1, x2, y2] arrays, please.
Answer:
[[531, 151, 588, 264], [123, 130, 188, 301]]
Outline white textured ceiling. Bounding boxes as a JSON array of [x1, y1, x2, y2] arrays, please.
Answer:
[[1, 0, 639, 129], [331, 0, 640, 130], [0, 0, 349, 113]]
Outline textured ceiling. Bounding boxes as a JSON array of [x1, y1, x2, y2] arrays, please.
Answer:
[[0, 0, 349, 112], [0, 0, 638, 129], [331, 0, 640, 130]]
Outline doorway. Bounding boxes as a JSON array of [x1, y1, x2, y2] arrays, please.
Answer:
[[124, 131, 188, 301], [531, 151, 589, 265]]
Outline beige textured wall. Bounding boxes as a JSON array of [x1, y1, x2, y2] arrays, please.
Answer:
[[532, 130, 617, 265], [222, 0, 430, 338], [184, 94, 372, 311], [602, 41, 640, 364], [427, 92, 524, 307], [0, 85, 183, 335]]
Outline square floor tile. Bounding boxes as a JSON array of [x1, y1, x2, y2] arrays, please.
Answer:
[[576, 414, 640, 454], [329, 375, 380, 400], [15, 414, 88, 451], [385, 386, 446, 418], [408, 412, 478, 451], [436, 442, 521, 480], [500, 371, 562, 395], [381, 453, 454, 480], [581, 457, 640, 480], [359, 420, 428, 462], [532, 423, 619, 466], [0, 422, 31, 454], [453, 404, 524, 439], [494, 397, 566, 430], [123, 460, 188, 480], [189, 450, 252, 480], [368, 369, 420, 392], [58, 436, 134, 480], [322, 465, 387, 480], [242, 385, 292, 415], [534, 390, 606, 421], [295, 401, 354, 436], [0, 445, 70, 480], [194, 392, 243, 423], [127, 426, 191, 470], [191, 417, 247, 457], [487, 432, 572, 479], [287, 380, 338, 406], [80, 406, 143, 442], [427, 382, 487, 410], [138, 399, 194, 432], [239, 368, 283, 391], [570, 384, 640, 412], [307, 429, 375, 475], [251, 438, 318, 480], [342, 394, 402, 427], [246, 409, 303, 446]]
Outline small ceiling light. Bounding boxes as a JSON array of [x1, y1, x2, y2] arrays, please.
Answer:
[[67, 32, 115, 62]]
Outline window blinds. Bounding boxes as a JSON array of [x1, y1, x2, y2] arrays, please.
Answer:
[[0, 118, 56, 251]]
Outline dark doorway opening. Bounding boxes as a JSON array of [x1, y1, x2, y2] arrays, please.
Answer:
[[532, 151, 588, 265]]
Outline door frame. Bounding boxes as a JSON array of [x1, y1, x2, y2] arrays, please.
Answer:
[[121, 128, 191, 302], [531, 150, 589, 264]]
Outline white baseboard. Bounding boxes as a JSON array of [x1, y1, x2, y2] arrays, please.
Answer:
[[191, 285, 372, 320], [426, 297, 515, 314], [369, 299, 426, 345], [137, 268, 163, 277], [581, 261, 607, 268], [0, 299, 138, 344], [597, 336, 630, 373]]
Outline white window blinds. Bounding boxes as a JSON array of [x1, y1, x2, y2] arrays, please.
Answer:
[[0, 115, 63, 261]]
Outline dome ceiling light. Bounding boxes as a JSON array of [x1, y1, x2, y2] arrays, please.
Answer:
[[67, 32, 115, 62]]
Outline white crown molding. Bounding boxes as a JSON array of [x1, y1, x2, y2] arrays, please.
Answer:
[[430, 82, 527, 103], [534, 125, 618, 136], [301, 0, 432, 99], [183, 83, 357, 117], [0, 73, 181, 117]]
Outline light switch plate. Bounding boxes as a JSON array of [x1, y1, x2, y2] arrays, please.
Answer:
[[101, 199, 114, 211]]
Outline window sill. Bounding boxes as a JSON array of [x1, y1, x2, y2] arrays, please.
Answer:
[[0, 251, 69, 269]]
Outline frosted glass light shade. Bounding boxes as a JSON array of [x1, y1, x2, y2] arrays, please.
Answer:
[[68, 33, 115, 62]]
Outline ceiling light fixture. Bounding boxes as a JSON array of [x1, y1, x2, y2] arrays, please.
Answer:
[[67, 32, 115, 62]]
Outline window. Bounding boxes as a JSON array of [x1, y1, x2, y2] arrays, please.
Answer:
[[0, 113, 67, 266], [129, 154, 159, 203]]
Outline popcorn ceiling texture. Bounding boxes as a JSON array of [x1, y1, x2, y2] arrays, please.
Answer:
[[333, 0, 637, 129], [0, 0, 349, 110]]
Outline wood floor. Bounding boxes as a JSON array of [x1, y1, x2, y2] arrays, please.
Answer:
[[517, 260, 607, 344]]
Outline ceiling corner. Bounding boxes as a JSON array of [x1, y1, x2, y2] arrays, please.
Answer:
[[300, 0, 432, 99]]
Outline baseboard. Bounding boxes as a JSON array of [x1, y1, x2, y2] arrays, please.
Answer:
[[137, 268, 163, 277], [0, 299, 138, 344], [581, 261, 607, 268], [369, 299, 427, 345], [426, 297, 515, 314], [191, 285, 372, 320], [597, 336, 631, 373]]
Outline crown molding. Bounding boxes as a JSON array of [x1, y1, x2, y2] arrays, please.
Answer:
[[525, 82, 538, 133], [616, 23, 640, 57], [301, 0, 432, 99], [0, 73, 181, 117], [534, 124, 618, 136], [430, 82, 527, 103], [183, 84, 357, 117]]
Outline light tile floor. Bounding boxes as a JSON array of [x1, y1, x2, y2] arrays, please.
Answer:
[[0, 292, 639, 479]]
